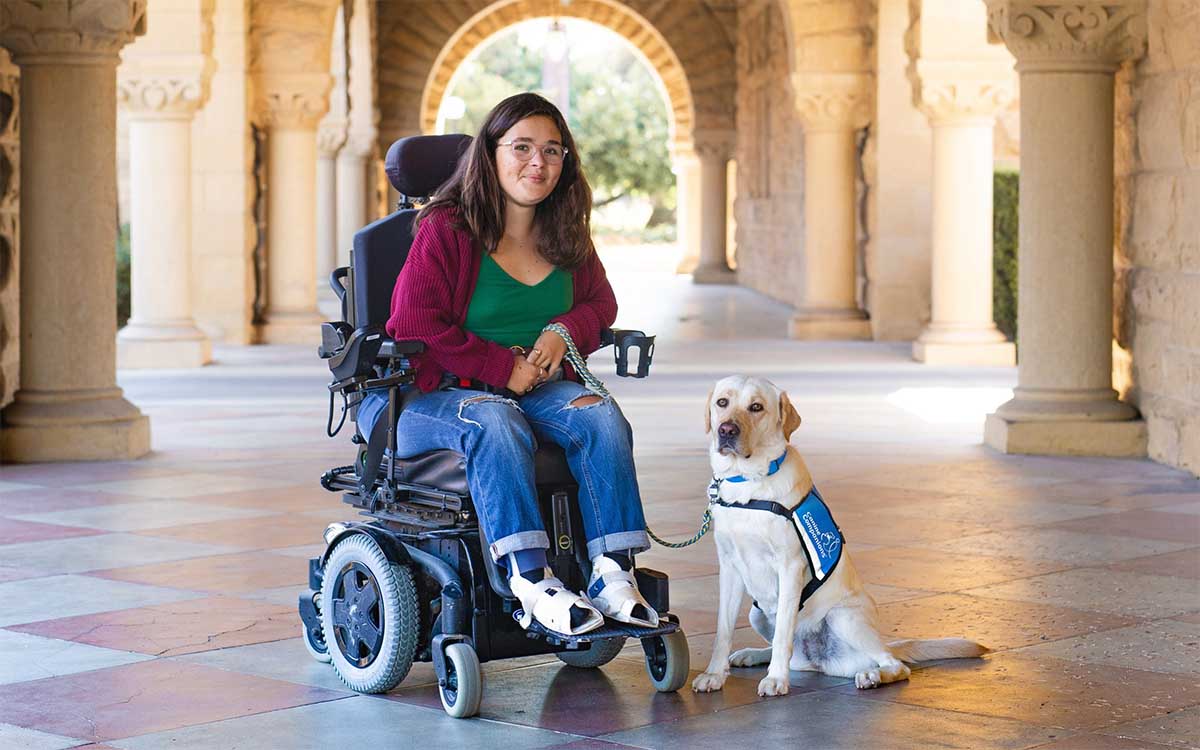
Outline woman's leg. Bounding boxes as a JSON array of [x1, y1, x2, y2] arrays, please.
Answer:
[[388, 388, 547, 560], [363, 388, 601, 634], [519, 381, 657, 625], [518, 380, 650, 559]]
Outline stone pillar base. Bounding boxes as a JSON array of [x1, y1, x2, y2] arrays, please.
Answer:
[[789, 311, 872, 340], [117, 325, 212, 369], [1, 388, 151, 462], [984, 413, 1147, 458], [258, 311, 325, 345], [692, 265, 736, 285], [914, 340, 1015, 366]]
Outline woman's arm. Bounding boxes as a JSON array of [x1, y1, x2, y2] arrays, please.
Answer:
[[549, 250, 618, 356], [385, 214, 515, 388]]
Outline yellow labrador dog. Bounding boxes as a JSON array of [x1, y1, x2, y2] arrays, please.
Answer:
[[692, 375, 988, 697]]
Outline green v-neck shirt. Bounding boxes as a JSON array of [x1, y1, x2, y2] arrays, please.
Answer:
[[464, 253, 573, 350]]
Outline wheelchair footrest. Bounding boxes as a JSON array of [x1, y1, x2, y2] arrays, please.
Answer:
[[520, 615, 679, 647]]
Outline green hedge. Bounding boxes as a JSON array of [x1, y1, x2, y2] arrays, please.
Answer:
[[116, 222, 130, 328], [993, 171, 1018, 342]]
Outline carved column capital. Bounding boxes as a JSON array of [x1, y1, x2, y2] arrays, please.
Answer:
[[791, 72, 873, 132], [984, 1, 1148, 72], [691, 129, 736, 162], [254, 73, 332, 130], [0, 0, 147, 64], [342, 128, 379, 159], [118, 55, 212, 119], [317, 119, 347, 155], [910, 61, 1016, 125]]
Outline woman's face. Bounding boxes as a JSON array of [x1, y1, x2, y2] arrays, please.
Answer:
[[494, 115, 564, 209]]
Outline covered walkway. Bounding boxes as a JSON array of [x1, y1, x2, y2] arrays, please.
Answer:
[[0, 264, 1197, 748]]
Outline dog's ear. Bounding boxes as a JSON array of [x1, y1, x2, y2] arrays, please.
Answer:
[[704, 387, 714, 434], [780, 390, 802, 441]]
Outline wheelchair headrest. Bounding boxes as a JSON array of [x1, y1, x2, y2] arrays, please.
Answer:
[[385, 134, 473, 198]]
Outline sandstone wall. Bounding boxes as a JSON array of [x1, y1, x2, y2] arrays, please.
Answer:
[[732, 0, 805, 306], [1120, 0, 1200, 475]]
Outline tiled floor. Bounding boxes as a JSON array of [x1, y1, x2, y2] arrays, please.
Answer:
[[2, 255, 1198, 749]]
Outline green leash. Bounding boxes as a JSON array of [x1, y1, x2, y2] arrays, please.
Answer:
[[542, 322, 712, 549]]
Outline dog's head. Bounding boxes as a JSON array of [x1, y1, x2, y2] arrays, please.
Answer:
[[705, 375, 801, 474]]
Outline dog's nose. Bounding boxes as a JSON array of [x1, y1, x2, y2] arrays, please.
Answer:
[[718, 421, 740, 439]]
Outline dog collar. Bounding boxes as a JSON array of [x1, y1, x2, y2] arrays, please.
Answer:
[[717, 449, 789, 484]]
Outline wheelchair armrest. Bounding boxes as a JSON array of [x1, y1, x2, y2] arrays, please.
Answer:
[[379, 339, 424, 358], [602, 328, 656, 378]]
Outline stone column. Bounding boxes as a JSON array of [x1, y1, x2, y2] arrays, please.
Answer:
[[0, 1, 151, 462], [316, 124, 345, 317], [255, 73, 332, 343], [984, 0, 1147, 456], [691, 131, 736, 284], [911, 64, 1016, 365], [336, 131, 374, 263], [116, 0, 215, 369], [671, 143, 701, 274], [790, 73, 872, 340], [339, 0, 377, 257]]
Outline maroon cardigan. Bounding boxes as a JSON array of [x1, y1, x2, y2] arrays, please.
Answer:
[[386, 208, 618, 393]]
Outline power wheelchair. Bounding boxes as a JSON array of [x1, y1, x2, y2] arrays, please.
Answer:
[[298, 133, 689, 718]]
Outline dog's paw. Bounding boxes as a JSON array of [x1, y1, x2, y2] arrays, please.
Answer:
[[729, 647, 771, 667], [691, 671, 728, 693], [855, 669, 882, 689], [757, 675, 789, 697]]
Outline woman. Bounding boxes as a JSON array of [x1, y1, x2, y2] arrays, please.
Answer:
[[356, 92, 656, 638]]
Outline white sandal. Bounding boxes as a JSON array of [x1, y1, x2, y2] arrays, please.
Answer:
[[509, 569, 604, 636], [587, 556, 660, 628]]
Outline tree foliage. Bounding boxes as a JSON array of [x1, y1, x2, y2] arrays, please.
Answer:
[[445, 27, 675, 216]]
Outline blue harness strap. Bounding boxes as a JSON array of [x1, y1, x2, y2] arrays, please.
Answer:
[[711, 484, 845, 611]]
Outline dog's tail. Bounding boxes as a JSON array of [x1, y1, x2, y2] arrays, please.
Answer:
[[888, 638, 990, 663]]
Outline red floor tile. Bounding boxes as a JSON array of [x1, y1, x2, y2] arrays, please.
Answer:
[[0, 660, 347, 742], [0, 518, 106, 545], [1049, 511, 1200, 544], [87, 550, 308, 594], [10, 596, 298, 657]]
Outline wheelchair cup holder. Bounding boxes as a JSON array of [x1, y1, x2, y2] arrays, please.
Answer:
[[612, 330, 655, 378]]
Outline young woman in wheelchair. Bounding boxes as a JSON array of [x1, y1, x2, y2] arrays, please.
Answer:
[[354, 92, 657, 638]]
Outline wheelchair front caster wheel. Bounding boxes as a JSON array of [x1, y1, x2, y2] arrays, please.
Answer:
[[556, 636, 626, 669], [320, 535, 419, 693], [439, 642, 482, 718], [301, 622, 331, 664], [643, 629, 689, 693]]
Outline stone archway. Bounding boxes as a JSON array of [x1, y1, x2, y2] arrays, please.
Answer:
[[417, 0, 696, 145], [374, 0, 737, 279]]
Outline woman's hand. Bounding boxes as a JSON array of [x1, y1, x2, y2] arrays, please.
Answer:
[[506, 352, 545, 395], [526, 329, 567, 378]]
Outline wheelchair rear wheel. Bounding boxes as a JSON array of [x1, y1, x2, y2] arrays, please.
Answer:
[[555, 637, 626, 669], [320, 534, 419, 693]]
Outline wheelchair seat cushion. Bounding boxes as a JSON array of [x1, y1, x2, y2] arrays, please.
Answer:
[[387, 443, 576, 496]]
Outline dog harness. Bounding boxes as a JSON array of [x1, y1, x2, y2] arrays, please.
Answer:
[[708, 451, 845, 610]]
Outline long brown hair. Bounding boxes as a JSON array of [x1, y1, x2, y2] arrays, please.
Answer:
[[416, 92, 595, 270]]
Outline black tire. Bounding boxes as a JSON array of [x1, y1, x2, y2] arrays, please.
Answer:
[[644, 629, 689, 693], [556, 637, 627, 668], [320, 534, 419, 693], [301, 591, 331, 663], [439, 642, 482, 718]]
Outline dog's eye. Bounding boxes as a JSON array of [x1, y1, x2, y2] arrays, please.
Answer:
[[749, 403, 764, 412], [716, 398, 729, 408]]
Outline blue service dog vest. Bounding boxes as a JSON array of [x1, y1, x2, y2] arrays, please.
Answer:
[[708, 458, 845, 610]]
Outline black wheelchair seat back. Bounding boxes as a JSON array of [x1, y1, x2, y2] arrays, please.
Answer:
[[350, 134, 472, 329]]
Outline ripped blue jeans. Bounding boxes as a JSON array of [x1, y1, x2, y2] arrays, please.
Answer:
[[356, 380, 650, 561]]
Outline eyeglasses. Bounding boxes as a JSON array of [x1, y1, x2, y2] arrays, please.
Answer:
[[497, 140, 568, 165]]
